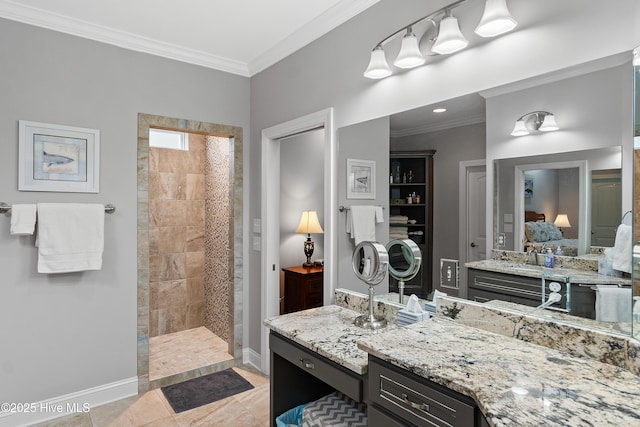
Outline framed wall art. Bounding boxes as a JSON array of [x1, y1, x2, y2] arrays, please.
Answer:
[[18, 120, 100, 193], [347, 158, 375, 199]]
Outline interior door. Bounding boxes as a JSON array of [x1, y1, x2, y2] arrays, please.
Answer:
[[467, 166, 487, 263], [591, 178, 622, 247]]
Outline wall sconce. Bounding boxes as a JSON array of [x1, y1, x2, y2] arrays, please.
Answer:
[[296, 210, 324, 267], [510, 111, 559, 137], [364, 0, 517, 79]]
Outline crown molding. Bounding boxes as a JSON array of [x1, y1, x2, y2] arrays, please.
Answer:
[[0, 0, 250, 76], [390, 113, 485, 138], [0, 0, 380, 77], [248, 0, 381, 75]]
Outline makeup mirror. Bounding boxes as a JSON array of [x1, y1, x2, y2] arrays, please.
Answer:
[[386, 239, 422, 303], [352, 241, 389, 329]]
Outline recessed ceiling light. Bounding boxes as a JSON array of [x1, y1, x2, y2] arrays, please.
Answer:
[[433, 108, 447, 113]]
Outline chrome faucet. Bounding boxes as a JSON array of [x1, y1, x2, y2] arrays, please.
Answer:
[[527, 247, 539, 265]]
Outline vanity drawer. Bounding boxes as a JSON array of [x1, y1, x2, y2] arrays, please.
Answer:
[[270, 332, 363, 401], [369, 356, 476, 427]]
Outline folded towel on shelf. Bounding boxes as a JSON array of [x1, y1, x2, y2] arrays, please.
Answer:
[[10, 204, 37, 235], [346, 206, 384, 244], [36, 203, 105, 273], [595, 285, 632, 322], [389, 215, 408, 225], [610, 224, 632, 273]]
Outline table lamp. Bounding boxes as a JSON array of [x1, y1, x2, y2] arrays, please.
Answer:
[[296, 210, 324, 267], [554, 214, 571, 235]]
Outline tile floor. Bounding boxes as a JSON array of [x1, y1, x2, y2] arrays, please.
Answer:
[[149, 327, 234, 381], [32, 366, 269, 427]]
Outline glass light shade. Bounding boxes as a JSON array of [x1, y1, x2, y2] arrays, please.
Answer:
[[364, 46, 392, 79], [510, 119, 529, 136], [554, 214, 571, 228], [539, 114, 559, 131], [432, 16, 469, 55], [296, 211, 324, 234], [393, 28, 425, 69], [474, 0, 517, 37]]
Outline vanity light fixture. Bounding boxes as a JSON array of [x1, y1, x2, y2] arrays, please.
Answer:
[[510, 111, 559, 137], [431, 10, 469, 55], [633, 47, 640, 67], [363, 0, 517, 79], [393, 27, 426, 68], [433, 107, 447, 113], [296, 210, 324, 267]]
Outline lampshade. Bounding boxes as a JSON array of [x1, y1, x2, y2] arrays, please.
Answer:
[[364, 46, 392, 79], [296, 211, 324, 234], [510, 119, 529, 136], [394, 27, 425, 69], [554, 214, 571, 228], [539, 114, 559, 132], [431, 14, 468, 55], [474, 0, 518, 37]]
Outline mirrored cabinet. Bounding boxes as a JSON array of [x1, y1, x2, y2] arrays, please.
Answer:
[[388, 150, 435, 298]]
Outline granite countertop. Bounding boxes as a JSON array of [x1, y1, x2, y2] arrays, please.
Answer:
[[357, 317, 640, 426], [466, 259, 631, 286], [263, 305, 395, 375]]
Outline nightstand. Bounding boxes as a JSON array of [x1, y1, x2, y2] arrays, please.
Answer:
[[282, 265, 323, 314]]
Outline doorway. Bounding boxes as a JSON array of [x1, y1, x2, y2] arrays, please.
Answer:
[[260, 108, 336, 373], [137, 113, 244, 392]]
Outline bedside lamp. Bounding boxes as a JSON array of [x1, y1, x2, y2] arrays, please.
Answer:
[[554, 214, 571, 235], [296, 210, 324, 267]]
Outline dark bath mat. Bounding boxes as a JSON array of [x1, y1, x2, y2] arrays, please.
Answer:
[[161, 368, 254, 413]]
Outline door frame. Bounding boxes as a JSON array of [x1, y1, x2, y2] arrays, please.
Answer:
[[458, 159, 486, 299], [260, 108, 336, 373]]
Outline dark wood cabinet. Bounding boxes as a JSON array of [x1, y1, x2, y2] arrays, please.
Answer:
[[368, 356, 485, 426], [282, 266, 323, 314], [389, 151, 435, 299]]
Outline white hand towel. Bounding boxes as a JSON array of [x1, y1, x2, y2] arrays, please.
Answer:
[[37, 203, 105, 274], [10, 204, 37, 235], [595, 285, 631, 322], [348, 205, 384, 245], [611, 224, 632, 273]]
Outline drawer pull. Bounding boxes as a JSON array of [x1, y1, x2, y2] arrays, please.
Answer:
[[300, 358, 315, 370], [402, 393, 430, 413]]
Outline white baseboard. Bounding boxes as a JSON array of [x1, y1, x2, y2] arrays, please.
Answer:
[[243, 347, 263, 372], [0, 376, 138, 427]]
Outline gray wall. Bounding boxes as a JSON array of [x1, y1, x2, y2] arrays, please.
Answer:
[[391, 123, 486, 289], [337, 117, 390, 294], [280, 129, 325, 268], [249, 0, 639, 351], [0, 19, 249, 403]]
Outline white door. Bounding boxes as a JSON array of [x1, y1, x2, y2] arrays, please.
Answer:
[[458, 160, 486, 299], [467, 166, 487, 262], [591, 180, 621, 247]]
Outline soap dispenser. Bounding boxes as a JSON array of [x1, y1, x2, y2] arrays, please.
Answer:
[[555, 246, 563, 257], [544, 248, 554, 268]]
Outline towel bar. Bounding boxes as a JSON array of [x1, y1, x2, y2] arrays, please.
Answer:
[[339, 205, 385, 212], [0, 202, 116, 214]]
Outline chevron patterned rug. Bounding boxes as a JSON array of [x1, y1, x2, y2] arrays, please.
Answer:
[[302, 391, 367, 427]]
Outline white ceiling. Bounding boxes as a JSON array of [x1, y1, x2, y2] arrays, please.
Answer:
[[0, 0, 380, 76]]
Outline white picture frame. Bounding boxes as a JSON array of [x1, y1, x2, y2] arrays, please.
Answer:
[[347, 158, 375, 199], [18, 120, 100, 193]]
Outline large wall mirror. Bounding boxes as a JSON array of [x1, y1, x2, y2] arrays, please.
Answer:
[[632, 54, 640, 339], [336, 52, 635, 337]]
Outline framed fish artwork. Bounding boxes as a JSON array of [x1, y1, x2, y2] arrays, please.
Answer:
[[347, 158, 375, 199], [18, 120, 100, 193]]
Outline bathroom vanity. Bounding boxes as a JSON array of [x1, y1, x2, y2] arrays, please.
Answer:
[[264, 289, 640, 426], [466, 258, 631, 320]]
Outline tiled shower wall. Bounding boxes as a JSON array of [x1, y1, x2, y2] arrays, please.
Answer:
[[204, 136, 233, 342], [149, 134, 209, 337]]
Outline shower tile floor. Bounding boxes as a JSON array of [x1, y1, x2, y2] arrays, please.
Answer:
[[33, 365, 269, 427], [149, 326, 234, 381]]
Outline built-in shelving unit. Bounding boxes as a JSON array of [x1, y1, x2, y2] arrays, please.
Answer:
[[389, 150, 435, 298]]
